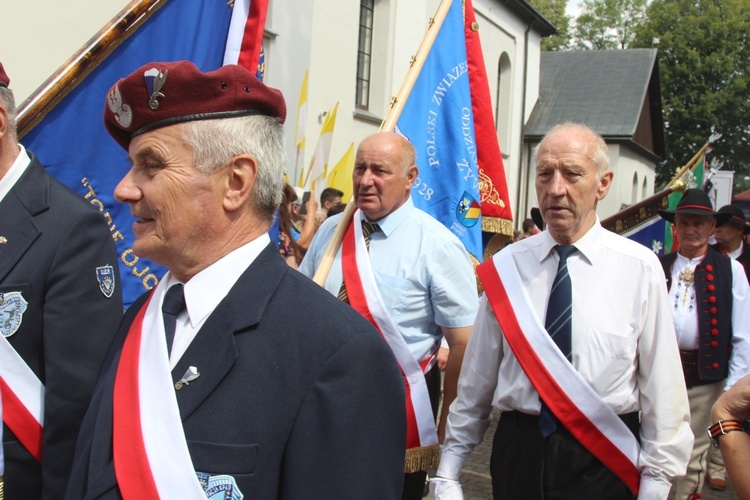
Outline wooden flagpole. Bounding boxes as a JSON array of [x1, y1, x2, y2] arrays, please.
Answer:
[[312, 0, 454, 285], [17, 0, 167, 138]]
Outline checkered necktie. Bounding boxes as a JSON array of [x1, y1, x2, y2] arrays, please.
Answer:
[[539, 244, 576, 437], [162, 284, 186, 355], [338, 220, 380, 303]]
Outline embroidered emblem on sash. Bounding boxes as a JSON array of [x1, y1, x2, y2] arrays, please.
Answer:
[[96, 265, 116, 298], [196, 472, 244, 499], [0, 292, 28, 337]]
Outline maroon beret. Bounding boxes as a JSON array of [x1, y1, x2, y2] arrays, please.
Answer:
[[0, 62, 9, 88], [104, 60, 286, 150]]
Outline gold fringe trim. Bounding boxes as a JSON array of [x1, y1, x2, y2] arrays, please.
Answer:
[[1, 474, 4, 500], [482, 216, 513, 236], [404, 444, 441, 473]]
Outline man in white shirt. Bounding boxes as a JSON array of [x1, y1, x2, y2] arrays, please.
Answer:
[[433, 122, 692, 499], [66, 61, 407, 499], [300, 132, 477, 499], [657, 190, 750, 499]]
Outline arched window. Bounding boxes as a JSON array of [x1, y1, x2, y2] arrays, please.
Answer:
[[495, 53, 512, 154], [355, 0, 375, 109], [642, 176, 648, 199], [631, 172, 639, 204]]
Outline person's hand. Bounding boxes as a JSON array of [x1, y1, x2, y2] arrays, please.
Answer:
[[437, 346, 450, 371], [430, 476, 464, 499], [712, 373, 750, 422]]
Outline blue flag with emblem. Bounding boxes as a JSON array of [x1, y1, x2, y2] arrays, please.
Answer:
[[21, 0, 234, 307], [394, 0, 482, 260]]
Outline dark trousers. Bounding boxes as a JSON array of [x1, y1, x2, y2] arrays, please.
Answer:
[[401, 364, 442, 500], [490, 411, 639, 500]]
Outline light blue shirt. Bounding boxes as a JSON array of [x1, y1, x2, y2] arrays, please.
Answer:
[[299, 197, 478, 360]]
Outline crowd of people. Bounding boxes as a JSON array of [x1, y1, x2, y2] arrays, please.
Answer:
[[1, 58, 749, 500]]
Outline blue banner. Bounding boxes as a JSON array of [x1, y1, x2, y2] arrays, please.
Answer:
[[22, 0, 233, 307], [395, 0, 483, 259], [622, 218, 668, 255]]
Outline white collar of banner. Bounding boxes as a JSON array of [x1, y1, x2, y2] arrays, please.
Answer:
[[0, 330, 44, 464], [476, 250, 641, 496], [113, 285, 205, 498], [341, 209, 438, 450]]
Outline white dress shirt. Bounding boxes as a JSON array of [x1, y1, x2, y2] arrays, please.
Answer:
[[158, 234, 271, 369], [0, 144, 30, 203], [299, 197, 478, 360], [439, 222, 692, 499], [667, 250, 750, 388]]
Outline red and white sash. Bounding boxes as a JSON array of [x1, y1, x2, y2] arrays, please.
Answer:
[[341, 210, 438, 454], [113, 287, 205, 499], [0, 334, 44, 462], [477, 251, 641, 495]]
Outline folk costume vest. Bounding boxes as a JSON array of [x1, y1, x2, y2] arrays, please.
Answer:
[[340, 209, 440, 473], [660, 250, 733, 382]]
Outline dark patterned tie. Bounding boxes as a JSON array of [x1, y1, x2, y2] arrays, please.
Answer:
[[338, 220, 380, 303], [539, 244, 576, 437], [162, 284, 186, 355]]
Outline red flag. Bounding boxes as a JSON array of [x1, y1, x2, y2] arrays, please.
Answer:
[[465, 0, 514, 235]]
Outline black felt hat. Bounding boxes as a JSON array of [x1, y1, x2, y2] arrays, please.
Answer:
[[658, 189, 732, 225], [717, 204, 750, 234]]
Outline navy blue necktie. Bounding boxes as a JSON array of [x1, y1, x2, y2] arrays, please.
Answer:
[[539, 244, 576, 437], [162, 284, 186, 355]]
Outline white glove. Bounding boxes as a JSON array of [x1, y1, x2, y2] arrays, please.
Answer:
[[429, 476, 464, 500]]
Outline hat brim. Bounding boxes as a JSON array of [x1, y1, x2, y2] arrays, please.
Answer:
[[658, 208, 733, 226]]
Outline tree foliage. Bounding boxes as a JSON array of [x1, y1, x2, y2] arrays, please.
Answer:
[[631, 0, 750, 188], [573, 0, 648, 49], [527, 0, 572, 51]]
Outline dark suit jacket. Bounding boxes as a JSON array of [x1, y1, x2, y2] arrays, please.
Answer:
[[66, 242, 407, 499], [0, 152, 124, 498]]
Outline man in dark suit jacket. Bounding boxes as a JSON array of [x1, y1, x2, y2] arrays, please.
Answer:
[[0, 63, 124, 498], [66, 61, 406, 499]]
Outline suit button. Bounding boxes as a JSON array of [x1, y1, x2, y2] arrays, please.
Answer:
[[710, 307, 717, 315], [708, 284, 716, 292], [711, 319, 718, 326], [707, 274, 714, 281], [706, 265, 713, 272], [709, 296, 716, 303], [712, 329, 719, 336], [712, 362, 720, 369], [711, 341, 719, 348]]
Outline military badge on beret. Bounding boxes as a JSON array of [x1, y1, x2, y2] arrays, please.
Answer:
[[144, 68, 168, 110]]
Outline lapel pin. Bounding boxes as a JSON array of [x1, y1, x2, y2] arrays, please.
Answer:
[[0, 236, 7, 244], [175, 366, 200, 391]]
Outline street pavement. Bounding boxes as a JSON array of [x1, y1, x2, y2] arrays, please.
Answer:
[[427, 409, 740, 499]]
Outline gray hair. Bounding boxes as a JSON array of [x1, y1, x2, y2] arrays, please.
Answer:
[[181, 115, 286, 224], [535, 122, 609, 177], [0, 86, 18, 144]]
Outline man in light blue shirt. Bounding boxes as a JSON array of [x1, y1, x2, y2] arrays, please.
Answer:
[[299, 132, 477, 500]]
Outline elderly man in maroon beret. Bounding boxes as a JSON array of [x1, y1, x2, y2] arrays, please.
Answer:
[[66, 61, 406, 499], [657, 189, 750, 499]]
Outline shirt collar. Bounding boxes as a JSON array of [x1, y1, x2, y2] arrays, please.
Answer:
[[361, 196, 414, 237], [0, 144, 31, 203], [538, 218, 602, 266], [162, 233, 271, 327]]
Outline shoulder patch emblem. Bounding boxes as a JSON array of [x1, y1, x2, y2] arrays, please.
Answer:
[[96, 265, 116, 299]]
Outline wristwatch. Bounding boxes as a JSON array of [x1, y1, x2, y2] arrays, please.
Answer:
[[707, 419, 750, 448]]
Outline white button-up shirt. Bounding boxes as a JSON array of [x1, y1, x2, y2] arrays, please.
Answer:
[[439, 222, 693, 499]]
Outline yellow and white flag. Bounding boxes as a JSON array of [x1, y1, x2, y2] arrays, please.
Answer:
[[325, 143, 355, 203], [294, 71, 308, 185], [304, 101, 338, 190]]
